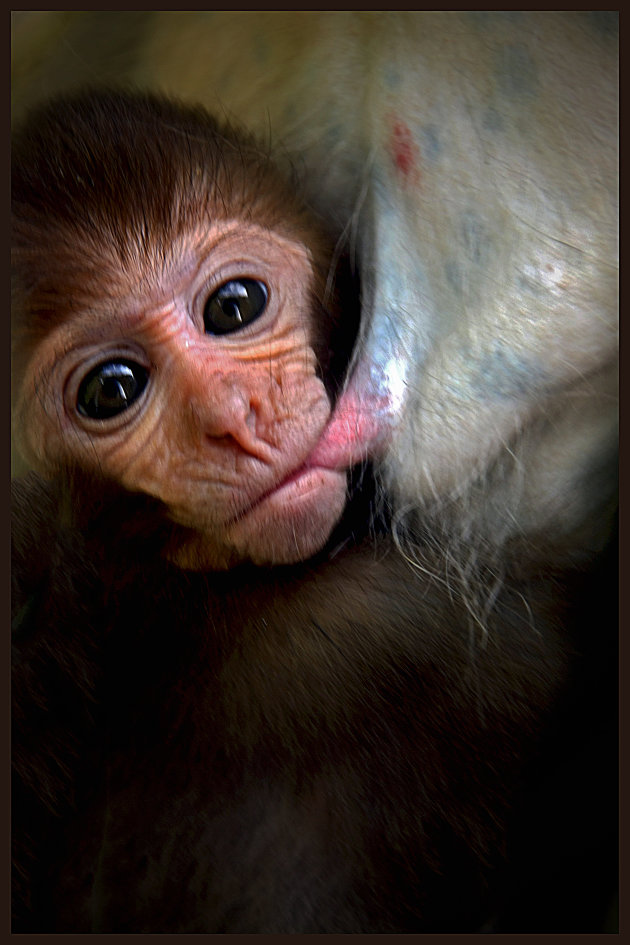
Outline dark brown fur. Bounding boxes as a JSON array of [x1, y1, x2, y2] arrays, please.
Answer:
[[13, 471, 578, 932]]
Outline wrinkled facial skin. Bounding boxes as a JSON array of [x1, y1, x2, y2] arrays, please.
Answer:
[[15, 223, 348, 570]]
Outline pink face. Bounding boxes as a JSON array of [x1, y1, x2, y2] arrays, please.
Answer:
[[16, 222, 383, 570]]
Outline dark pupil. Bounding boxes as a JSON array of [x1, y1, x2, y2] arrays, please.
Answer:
[[77, 360, 148, 420], [204, 279, 268, 335]]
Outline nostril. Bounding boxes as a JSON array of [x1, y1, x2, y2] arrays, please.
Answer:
[[185, 367, 277, 459]]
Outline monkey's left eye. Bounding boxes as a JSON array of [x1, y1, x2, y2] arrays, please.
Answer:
[[203, 279, 268, 335], [77, 360, 149, 420]]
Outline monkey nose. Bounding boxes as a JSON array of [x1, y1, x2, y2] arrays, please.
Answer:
[[188, 377, 270, 457]]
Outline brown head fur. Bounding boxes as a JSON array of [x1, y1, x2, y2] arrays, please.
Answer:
[[11, 89, 335, 389]]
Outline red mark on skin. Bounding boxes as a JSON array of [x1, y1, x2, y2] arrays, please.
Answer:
[[389, 117, 420, 184]]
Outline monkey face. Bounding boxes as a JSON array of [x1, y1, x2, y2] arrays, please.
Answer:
[[14, 223, 348, 569]]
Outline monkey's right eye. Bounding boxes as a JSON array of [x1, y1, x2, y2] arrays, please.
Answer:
[[77, 360, 149, 420]]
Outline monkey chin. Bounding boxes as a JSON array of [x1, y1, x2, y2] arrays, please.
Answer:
[[171, 467, 348, 571]]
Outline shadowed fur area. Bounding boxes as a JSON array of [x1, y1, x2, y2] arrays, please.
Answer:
[[12, 471, 617, 932]]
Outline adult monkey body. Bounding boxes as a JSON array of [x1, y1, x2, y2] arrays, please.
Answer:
[[12, 13, 617, 934]]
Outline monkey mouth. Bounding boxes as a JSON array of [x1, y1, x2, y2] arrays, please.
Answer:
[[225, 457, 348, 566], [236, 456, 343, 524], [229, 412, 358, 527]]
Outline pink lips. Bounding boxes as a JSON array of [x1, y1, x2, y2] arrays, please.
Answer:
[[242, 382, 392, 521]]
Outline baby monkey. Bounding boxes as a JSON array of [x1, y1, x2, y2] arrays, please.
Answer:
[[12, 89, 376, 571]]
